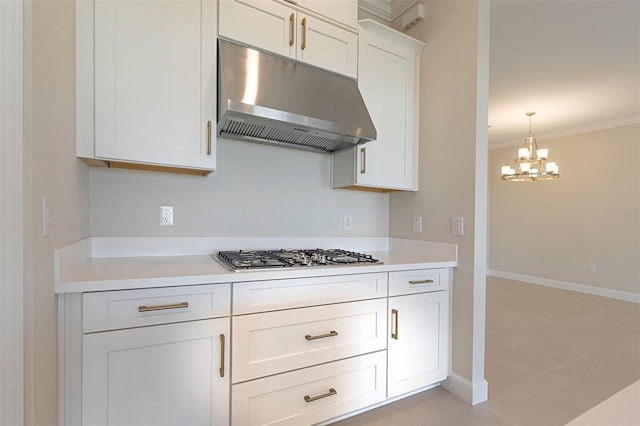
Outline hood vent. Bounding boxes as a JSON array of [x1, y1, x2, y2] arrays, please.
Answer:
[[217, 39, 376, 154]]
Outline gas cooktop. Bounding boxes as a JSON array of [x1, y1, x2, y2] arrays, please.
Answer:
[[215, 248, 382, 271]]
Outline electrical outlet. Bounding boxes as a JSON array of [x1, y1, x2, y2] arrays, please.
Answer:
[[451, 216, 464, 236], [160, 206, 173, 226], [343, 214, 353, 230], [588, 265, 597, 273], [412, 216, 422, 233]]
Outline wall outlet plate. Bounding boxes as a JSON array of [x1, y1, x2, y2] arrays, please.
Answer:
[[343, 214, 353, 230], [160, 206, 173, 226]]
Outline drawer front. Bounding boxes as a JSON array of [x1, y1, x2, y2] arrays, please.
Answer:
[[83, 284, 231, 333], [232, 298, 387, 383], [388, 268, 449, 296], [233, 272, 388, 314], [232, 351, 386, 426]]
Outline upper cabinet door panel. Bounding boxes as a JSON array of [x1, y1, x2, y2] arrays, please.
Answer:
[[297, 14, 358, 78], [94, 0, 216, 169], [296, 0, 358, 28], [357, 41, 412, 188], [218, 0, 296, 59]]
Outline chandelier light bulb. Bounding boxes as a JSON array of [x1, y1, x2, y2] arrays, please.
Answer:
[[518, 148, 530, 159], [537, 148, 548, 159]]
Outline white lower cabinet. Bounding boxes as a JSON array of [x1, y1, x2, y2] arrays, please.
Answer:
[[231, 351, 387, 426], [387, 290, 450, 398], [58, 283, 231, 426], [59, 269, 451, 426], [83, 318, 230, 426]]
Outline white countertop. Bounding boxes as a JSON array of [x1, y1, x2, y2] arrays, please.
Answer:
[[55, 237, 457, 293]]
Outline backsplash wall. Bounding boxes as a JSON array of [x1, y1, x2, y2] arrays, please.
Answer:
[[89, 138, 390, 237]]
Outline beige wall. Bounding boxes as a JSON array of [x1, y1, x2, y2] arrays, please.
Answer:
[[23, 1, 90, 424], [489, 124, 640, 296], [389, 0, 489, 399]]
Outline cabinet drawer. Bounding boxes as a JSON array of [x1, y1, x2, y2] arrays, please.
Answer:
[[233, 272, 387, 314], [83, 284, 231, 333], [233, 298, 387, 382], [388, 268, 449, 296], [232, 351, 386, 426]]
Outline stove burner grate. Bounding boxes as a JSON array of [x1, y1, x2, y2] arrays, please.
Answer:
[[215, 248, 382, 271]]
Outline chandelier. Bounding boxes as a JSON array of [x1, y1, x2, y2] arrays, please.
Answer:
[[501, 112, 559, 181]]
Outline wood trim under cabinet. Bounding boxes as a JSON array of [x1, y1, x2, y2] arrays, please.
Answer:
[[335, 185, 404, 193], [79, 157, 213, 176]]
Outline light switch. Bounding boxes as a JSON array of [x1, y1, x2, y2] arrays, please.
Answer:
[[451, 216, 463, 236], [412, 216, 422, 233], [42, 195, 51, 237]]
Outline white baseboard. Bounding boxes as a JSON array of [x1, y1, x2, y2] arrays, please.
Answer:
[[488, 270, 640, 303], [442, 373, 488, 405]]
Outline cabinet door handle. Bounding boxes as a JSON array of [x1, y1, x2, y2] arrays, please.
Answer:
[[138, 302, 189, 312], [301, 17, 307, 50], [360, 147, 366, 174], [305, 330, 338, 340], [391, 309, 399, 340], [304, 388, 337, 403], [219, 334, 225, 378], [289, 13, 295, 46], [207, 120, 212, 156], [409, 279, 435, 285]]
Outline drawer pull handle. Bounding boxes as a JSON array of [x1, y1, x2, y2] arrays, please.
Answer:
[[408, 279, 435, 285], [305, 330, 338, 340], [301, 17, 307, 50], [219, 334, 225, 378], [138, 302, 189, 313], [391, 309, 399, 340], [304, 388, 337, 403], [289, 13, 295, 46]]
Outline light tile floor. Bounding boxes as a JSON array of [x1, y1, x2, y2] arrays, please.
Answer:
[[331, 276, 640, 426]]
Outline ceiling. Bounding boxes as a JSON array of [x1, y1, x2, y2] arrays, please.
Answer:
[[362, 0, 639, 148], [489, 0, 639, 147]]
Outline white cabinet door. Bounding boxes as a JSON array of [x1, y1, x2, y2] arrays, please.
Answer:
[[93, 0, 216, 170], [218, 0, 357, 78], [296, 0, 358, 28], [356, 20, 423, 190], [218, 0, 296, 60], [332, 20, 424, 191], [387, 291, 449, 398], [297, 14, 357, 78], [83, 318, 230, 426]]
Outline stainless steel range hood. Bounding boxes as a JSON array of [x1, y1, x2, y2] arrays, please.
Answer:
[[217, 39, 376, 154]]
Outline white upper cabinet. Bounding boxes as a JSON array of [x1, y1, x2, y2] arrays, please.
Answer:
[[332, 19, 425, 191], [218, 0, 358, 78], [296, 0, 358, 28], [77, 0, 217, 175]]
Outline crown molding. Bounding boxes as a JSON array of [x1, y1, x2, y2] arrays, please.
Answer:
[[359, 0, 419, 23], [489, 116, 640, 150]]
